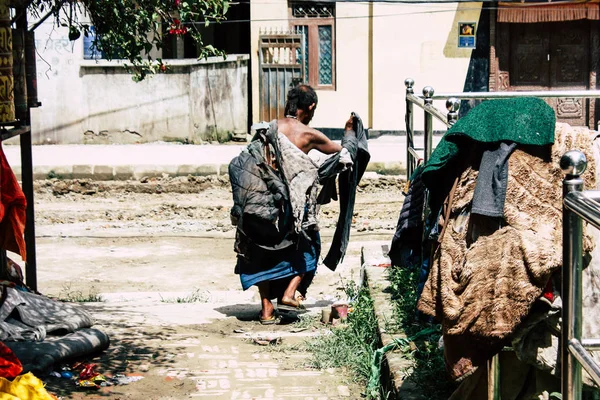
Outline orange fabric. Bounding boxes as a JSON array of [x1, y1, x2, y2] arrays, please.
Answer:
[[0, 144, 26, 261], [498, 1, 600, 22], [0, 342, 22, 380]]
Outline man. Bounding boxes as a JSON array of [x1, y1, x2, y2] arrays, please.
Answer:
[[229, 84, 354, 324]]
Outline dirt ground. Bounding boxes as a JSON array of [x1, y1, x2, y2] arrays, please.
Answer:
[[18, 175, 405, 399]]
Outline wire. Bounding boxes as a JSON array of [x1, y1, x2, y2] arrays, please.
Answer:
[[32, 3, 600, 27], [194, 4, 599, 25]]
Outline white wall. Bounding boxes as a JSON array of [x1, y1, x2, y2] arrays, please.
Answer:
[[250, 1, 483, 131], [27, 20, 248, 144]]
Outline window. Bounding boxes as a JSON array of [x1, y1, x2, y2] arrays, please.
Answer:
[[83, 26, 105, 60], [290, 2, 335, 90]]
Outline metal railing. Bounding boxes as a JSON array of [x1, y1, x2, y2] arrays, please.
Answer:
[[404, 77, 600, 180], [404, 78, 460, 179], [562, 151, 600, 400]]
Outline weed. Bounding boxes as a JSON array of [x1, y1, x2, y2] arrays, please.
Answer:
[[160, 289, 210, 303], [58, 283, 103, 303], [47, 170, 63, 180], [293, 314, 319, 330], [304, 281, 381, 393], [387, 265, 456, 399]]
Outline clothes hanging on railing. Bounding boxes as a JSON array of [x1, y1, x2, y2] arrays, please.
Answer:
[[418, 122, 597, 382], [421, 97, 556, 206], [0, 143, 26, 261], [389, 164, 425, 268]]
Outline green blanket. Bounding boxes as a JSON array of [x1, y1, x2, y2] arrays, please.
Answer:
[[421, 97, 556, 191]]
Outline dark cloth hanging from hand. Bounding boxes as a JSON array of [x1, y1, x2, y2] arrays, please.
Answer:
[[320, 113, 370, 271]]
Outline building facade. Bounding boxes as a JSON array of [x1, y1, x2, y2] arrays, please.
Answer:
[[250, 1, 600, 134]]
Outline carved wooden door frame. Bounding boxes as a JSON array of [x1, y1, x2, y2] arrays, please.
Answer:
[[489, 11, 600, 129]]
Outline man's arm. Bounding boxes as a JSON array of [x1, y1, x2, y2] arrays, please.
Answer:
[[307, 128, 342, 154]]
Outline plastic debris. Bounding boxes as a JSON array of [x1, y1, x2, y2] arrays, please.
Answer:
[[110, 374, 144, 385], [76, 374, 108, 389], [252, 337, 281, 346], [76, 363, 98, 380], [60, 371, 73, 379]]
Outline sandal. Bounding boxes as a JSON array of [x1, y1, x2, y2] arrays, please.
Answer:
[[277, 297, 307, 313], [258, 312, 277, 325]]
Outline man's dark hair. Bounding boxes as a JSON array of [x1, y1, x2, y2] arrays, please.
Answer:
[[284, 84, 318, 116]]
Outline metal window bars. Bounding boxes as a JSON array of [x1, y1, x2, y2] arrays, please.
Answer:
[[404, 78, 600, 399]]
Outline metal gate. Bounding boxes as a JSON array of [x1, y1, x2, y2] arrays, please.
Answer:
[[258, 30, 305, 122]]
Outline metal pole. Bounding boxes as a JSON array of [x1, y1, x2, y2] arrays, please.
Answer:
[[405, 78, 415, 179], [446, 97, 460, 127], [426, 90, 600, 100], [561, 150, 587, 400], [16, 9, 36, 292], [488, 353, 501, 400], [423, 86, 434, 164]]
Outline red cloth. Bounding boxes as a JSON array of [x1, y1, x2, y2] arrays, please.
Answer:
[[0, 143, 27, 261], [0, 341, 22, 379]]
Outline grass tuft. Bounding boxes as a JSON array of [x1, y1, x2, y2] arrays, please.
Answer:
[[387, 264, 456, 399], [160, 288, 211, 303], [304, 281, 381, 394], [58, 283, 104, 303]]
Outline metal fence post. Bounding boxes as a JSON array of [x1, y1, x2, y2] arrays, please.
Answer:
[[405, 78, 415, 179], [561, 150, 587, 400], [446, 97, 460, 126], [423, 86, 434, 164]]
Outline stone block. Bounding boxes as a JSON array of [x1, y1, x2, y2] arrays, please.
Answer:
[[33, 165, 72, 180], [114, 166, 135, 180], [72, 165, 94, 179], [93, 165, 115, 180], [132, 165, 178, 180], [366, 162, 405, 176]]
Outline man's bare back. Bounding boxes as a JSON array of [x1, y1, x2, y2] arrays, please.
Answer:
[[277, 117, 342, 155]]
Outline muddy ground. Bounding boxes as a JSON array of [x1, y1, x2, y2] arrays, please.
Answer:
[[18, 175, 405, 399]]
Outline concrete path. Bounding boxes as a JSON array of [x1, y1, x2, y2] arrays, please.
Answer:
[[3, 136, 441, 180]]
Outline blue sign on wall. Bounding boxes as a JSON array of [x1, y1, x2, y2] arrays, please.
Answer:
[[458, 22, 476, 49]]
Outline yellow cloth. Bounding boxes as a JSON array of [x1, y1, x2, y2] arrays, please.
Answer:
[[0, 373, 56, 400]]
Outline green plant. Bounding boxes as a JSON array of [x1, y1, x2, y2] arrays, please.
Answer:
[[25, 0, 229, 81], [304, 281, 380, 394], [293, 314, 319, 330], [47, 170, 63, 180], [387, 265, 456, 399], [160, 288, 210, 303], [58, 283, 103, 303]]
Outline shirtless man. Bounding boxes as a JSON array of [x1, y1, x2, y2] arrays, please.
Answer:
[[258, 84, 353, 321]]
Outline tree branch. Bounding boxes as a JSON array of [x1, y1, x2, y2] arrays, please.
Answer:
[[28, 0, 68, 32]]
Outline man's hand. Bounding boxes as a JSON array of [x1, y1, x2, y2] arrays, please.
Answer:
[[345, 114, 354, 131]]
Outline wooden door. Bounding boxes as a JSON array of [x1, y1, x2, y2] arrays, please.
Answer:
[[493, 20, 598, 128], [258, 32, 305, 122], [548, 22, 589, 126]]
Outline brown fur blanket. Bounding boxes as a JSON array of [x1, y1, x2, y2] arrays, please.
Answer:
[[417, 123, 597, 381]]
